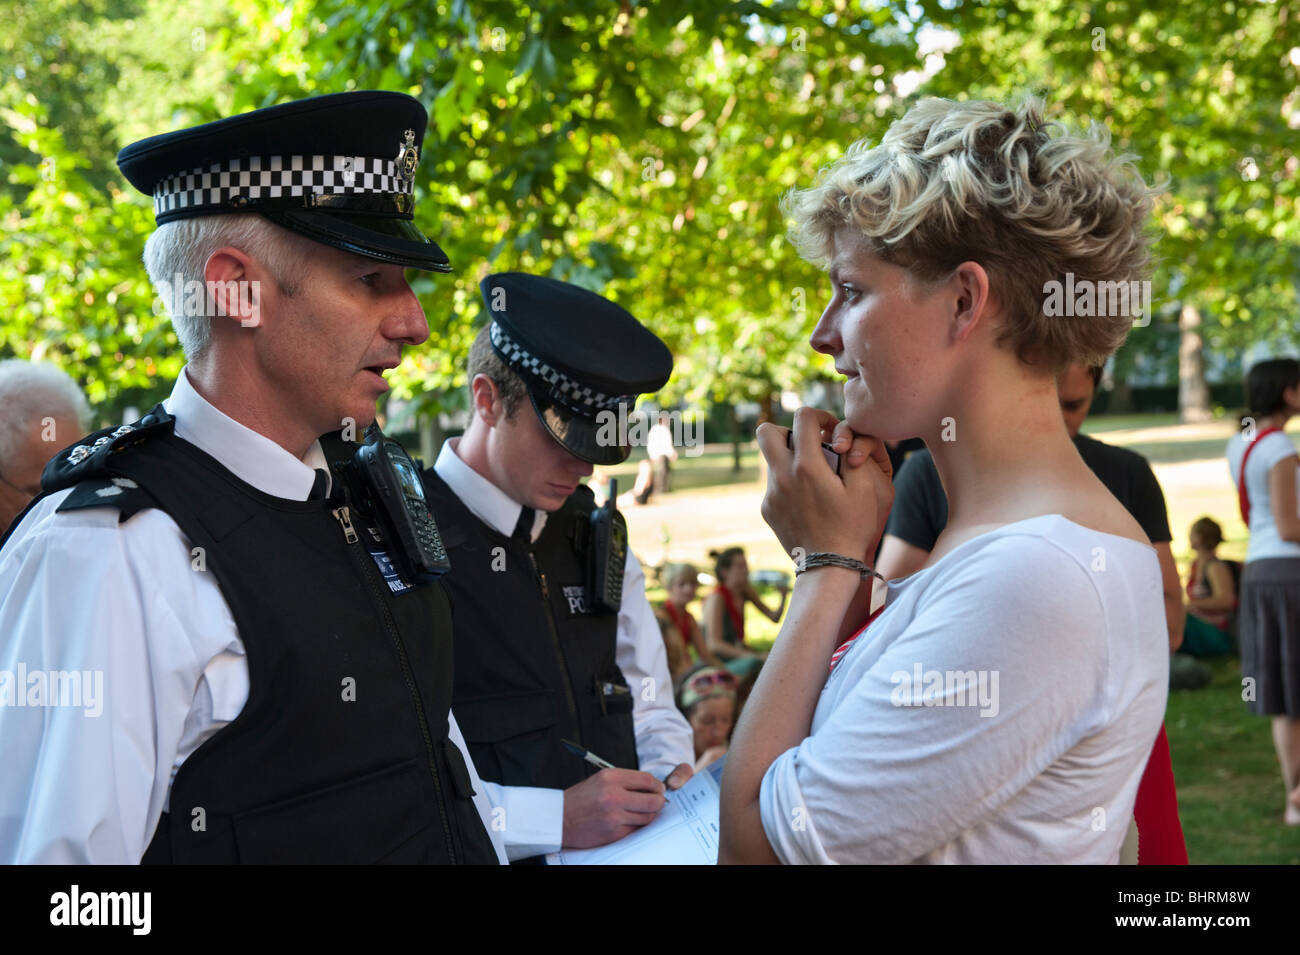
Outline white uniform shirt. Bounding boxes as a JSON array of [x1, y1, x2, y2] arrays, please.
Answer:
[[433, 438, 694, 859], [1226, 430, 1300, 562], [759, 516, 1168, 864], [0, 369, 507, 864]]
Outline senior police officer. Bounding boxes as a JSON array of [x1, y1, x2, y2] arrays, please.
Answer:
[[0, 92, 503, 863], [422, 274, 695, 860]]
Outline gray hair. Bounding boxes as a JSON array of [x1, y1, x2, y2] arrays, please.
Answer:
[[0, 360, 91, 464], [142, 214, 318, 360]]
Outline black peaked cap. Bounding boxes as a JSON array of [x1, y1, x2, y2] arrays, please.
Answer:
[[480, 273, 674, 465], [117, 91, 451, 272]]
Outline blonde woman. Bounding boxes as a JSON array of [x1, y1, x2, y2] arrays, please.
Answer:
[[719, 98, 1167, 863]]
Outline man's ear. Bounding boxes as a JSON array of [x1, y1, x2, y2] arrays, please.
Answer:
[[203, 247, 265, 331], [947, 261, 992, 344], [469, 374, 503, 427]]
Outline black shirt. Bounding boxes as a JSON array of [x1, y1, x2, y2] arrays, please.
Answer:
[[883, 432, 1173, 551]]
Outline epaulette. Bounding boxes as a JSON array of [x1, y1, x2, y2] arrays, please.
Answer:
[[43, 403, 174, 521]]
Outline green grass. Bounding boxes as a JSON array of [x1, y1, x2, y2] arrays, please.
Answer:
[[1166, 657, 1300, 864], [624, 412, 1300, 864]]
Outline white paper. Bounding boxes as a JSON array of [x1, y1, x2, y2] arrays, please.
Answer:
[[546, 758, 724, 865]]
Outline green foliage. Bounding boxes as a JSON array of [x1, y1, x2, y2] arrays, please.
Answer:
[[2, 0, 1297, 421], [0, 97, 178, 422], [918, 0, 1300, 363], [224, 0, 933, 414]]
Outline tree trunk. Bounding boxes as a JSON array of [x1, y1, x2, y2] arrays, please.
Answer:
[[1178, 303, 1212, 423], [728, 402, 742, 473], [419, 412, 445, 468], [757, 391, 775, 425]]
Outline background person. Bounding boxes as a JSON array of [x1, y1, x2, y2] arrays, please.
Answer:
[[647, 411, 678, 494], [676, 665, 738, 772], [1181, 516, 1236, 658], [701, 546, 787, 678], [656, 562, 719, 671], [719, 96, 1167, 864], [1226, 357, 1300, 825], [0, 360, 90, 533]]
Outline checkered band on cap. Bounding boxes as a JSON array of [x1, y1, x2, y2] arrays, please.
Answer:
[[489, 321, 635, 417], [153, 154, 414, 218]]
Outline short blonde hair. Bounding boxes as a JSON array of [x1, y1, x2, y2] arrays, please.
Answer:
[[783, 96, 1160, 371]]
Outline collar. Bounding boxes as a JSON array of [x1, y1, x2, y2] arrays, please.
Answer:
[[162, 367, 329, 501], [432, 437, 543, 542]]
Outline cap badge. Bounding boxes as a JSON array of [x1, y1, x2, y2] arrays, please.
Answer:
[[397, 129, 419, 182]]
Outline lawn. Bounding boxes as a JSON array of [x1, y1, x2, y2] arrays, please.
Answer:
[[603, 409, 1300, 864]]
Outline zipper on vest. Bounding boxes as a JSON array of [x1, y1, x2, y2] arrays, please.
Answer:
[[527, 549, 582, 746], [331, 506, 359, 544], [337, 505, 458, 861]]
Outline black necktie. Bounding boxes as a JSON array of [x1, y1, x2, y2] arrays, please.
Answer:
[[307, 468, 330, 501], [512, 506, 535, 544]]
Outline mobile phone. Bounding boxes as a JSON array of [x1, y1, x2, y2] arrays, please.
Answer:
[[786, 428, 842, 475]]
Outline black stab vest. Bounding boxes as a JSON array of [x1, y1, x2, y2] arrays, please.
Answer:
[[36, 409, 498, 864], [422, 469, 639, 789]]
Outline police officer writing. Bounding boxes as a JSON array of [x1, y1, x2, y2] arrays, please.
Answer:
[[423, 274, 695, 860], [0, 92, 502, 863]]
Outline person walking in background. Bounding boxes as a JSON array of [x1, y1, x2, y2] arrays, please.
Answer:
[[702, 546, 787, 679], [0, 361, 90, 534], [1227, 358, 1300, 825], [647, 411, 678, 494]]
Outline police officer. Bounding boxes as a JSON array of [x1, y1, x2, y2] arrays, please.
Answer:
[[422, 274, 695, 860], [0, 92, 502, 864]]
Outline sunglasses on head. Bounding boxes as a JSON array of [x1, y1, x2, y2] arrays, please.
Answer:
[[686, 669, 738, 694]]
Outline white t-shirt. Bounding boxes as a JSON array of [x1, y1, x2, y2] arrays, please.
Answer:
[[759, 515, 1168, 864], [1226, 430, 1300, 562]]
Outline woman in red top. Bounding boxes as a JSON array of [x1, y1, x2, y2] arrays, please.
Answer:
[[656, 563, 719, 677], [701, 547, 787, 679]]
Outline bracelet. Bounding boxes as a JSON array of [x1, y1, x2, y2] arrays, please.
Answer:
[[794, 551, 887, 583]]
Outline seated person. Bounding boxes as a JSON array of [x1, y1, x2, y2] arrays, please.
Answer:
[[656, 563, 720, 672], [655, 613, 691, 683], [701, 547, 786, 679], [1180, 516, 1237, 658], [677, 665, 738, 772]]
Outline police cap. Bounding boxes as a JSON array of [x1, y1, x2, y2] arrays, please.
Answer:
[[116, 91, 451, 272], [480, 273, 673, 465]]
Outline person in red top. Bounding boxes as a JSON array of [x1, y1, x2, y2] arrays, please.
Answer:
[[701, 547, 787, 679], [655, 563, 719, 677]]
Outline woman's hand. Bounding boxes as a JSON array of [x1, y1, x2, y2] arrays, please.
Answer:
[[756, 407, 894, 564]]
